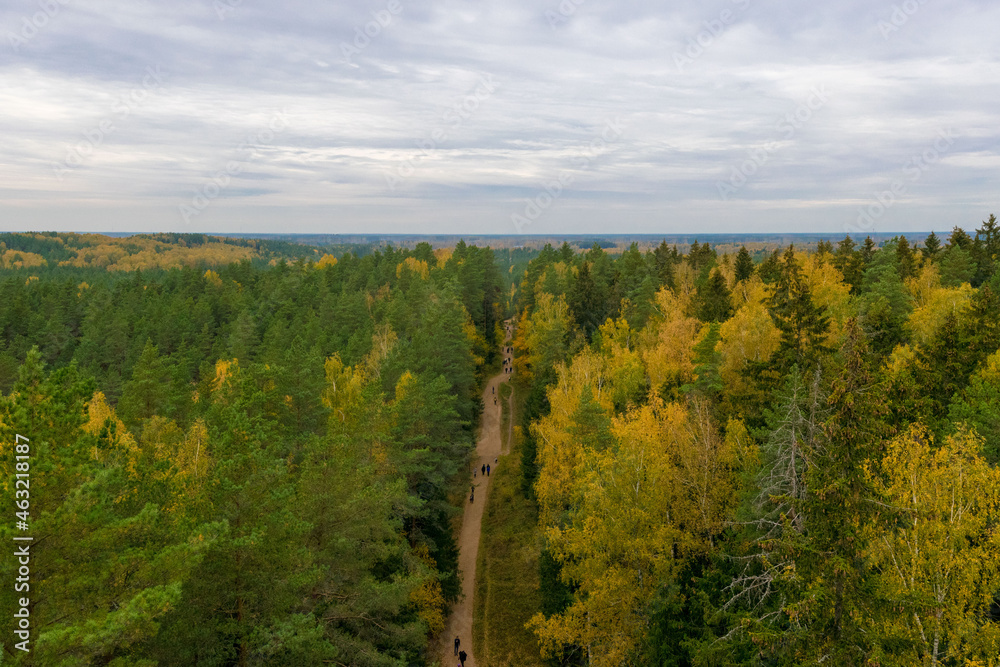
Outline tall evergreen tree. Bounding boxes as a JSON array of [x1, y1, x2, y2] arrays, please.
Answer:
[[922, 230, 942, 260], [569, 262, 602, 339], [895, 235, 916, 280], [974, 213, 999, 285], [803, 318, 887, 660], [697, 269, 734, 323], [654, 240, 678, 289], [734, 246, 754, 283], [766, 247, 832, 374], [833, 236, 863, 294]]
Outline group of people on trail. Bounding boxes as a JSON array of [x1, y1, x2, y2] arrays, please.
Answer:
[[454, 324, 517, 663], [471, 461, 494, 503]]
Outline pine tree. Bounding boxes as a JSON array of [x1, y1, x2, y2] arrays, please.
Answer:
[[766, 247, 832, 374], [939, 245, 977, 286], [859, 235, 877, 266], [803, 318, 887, 660], [117, 339, 171, 428], [895, 234, 916, 280], [153, 362, 317, 665], [654, 240, 678, 289], [833, 236, 863, 294], [697, 269, 734, 323], [756, 248, 782, 284], [688, 322, 724, 399], [922, 230, 942, 260], [734, 246, 754, 283], [974, 213, 999, 285], [569, 262, 602, 339]]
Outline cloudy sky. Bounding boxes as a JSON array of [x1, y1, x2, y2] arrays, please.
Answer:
[[1, 0, 998, 236]]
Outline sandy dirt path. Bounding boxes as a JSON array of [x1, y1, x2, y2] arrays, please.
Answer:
[[437, 324, 513, 667]]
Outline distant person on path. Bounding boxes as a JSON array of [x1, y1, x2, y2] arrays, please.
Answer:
[[481, 463, 486, 476], [486, 464, 490, 476], [454, 637, 460, 655], [470, 486, 474, 503], [459, 650, 467, 666]]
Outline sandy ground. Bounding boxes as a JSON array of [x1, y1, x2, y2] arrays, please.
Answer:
[[436, 324, 513, 667]]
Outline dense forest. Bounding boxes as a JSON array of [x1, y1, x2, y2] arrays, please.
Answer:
[[0, 236, 503, 665], [1, 218, 999, 665], [510, 217, 1000, 666]]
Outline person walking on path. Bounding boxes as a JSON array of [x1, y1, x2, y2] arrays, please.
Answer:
[[486, 464, 491, 476], [459, 650, 467, 666], [481, 463, 486, 476], [454, 637, 460, 656]]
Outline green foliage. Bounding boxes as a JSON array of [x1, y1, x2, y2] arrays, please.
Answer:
[[766, 247, 832, 373], [859, 245, 913, 357], [922, 230, 942, 260], [734, 245, 754, 283], [939, 245, 977, 286], [4, 228, 1000, 665], [833, 235, 863, 294], [949, 351, 1000, 465], [697, 269, 734, 323]]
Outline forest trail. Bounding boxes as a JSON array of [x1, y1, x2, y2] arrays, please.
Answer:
[[438, 323, 514, 667]]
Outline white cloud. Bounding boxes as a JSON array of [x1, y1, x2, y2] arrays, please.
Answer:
[[0, 0, 997, 234]]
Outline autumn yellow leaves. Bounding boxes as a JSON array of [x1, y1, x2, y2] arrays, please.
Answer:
[[519, 299, 748, 666]]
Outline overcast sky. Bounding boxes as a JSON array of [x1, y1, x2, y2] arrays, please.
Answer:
[[1, 0, 997, 236]]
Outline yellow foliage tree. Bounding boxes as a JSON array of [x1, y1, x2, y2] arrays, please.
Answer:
[[800, 253, 852, 347], [597, 317, 646, 409], [203, 269, 223, 287], [717, 277, 780, 401], [641, 288, 701, 392], [531, 392, 740, 665], [906, 282, 975, 347], [396, 256, 429, 280], [408, 543, 446, 635], [212, 358, 238, 392], [322, 353, 368, 427], [863, 425, 1000, 663], [906, 261, 942, 308], [84, 392, 141, 500], [315, 253, 338, 269], [532, 348, 611, 528]]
